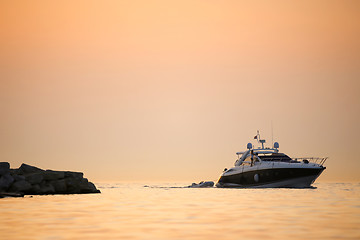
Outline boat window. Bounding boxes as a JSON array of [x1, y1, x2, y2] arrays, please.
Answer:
[[258, 153, 292, 162]]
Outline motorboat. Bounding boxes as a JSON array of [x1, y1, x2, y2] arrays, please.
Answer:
[[216, 131, 327, 188]]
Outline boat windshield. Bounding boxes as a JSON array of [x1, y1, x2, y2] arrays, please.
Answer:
[[258, 153, 292, 162]]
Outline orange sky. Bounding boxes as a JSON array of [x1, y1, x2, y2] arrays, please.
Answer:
[[1, 0, 360, 182]]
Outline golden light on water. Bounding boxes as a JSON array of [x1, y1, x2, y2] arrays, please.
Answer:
[[1, 183, 360, 239]]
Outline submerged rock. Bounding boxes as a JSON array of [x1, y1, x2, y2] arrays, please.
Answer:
[[0, 162, 100, 197], [188, 181, 214, 188]]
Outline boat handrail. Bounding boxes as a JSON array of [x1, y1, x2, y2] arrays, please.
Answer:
[[255, 157, 328, 166], [293, 157, 328, 166]]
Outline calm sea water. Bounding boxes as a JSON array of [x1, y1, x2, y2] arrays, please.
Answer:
[[1, 182, 359, 240]]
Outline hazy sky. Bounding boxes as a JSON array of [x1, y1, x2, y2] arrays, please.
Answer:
[[1, 0, 359, 182]]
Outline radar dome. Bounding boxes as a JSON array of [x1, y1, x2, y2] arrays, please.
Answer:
[[247, 143, 253, 149], [274, 142, 279, 149]]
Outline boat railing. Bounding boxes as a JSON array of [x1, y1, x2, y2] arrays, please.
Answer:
[[241, 157, 327, 169], [257, 157, 328, 166], [293, 157, 328, 166]]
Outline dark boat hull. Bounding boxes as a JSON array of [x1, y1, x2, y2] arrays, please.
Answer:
[[216, 167, 326, 188]]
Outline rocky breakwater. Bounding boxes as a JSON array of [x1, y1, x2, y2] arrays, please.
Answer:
[[0, 162, 100, 198]]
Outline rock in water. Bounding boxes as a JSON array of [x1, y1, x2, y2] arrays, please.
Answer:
[[64, 171, 83, 179], [0, 162, 100, 197], [43, 170, 65, 181], [24, 172, 44, 185], [9, 180, 32, 193], [0, 162, 10, 175], [0, 174, 14, 191], [30, 184, 41, 193], [18, 163, 44, 174], [39, 182, 56, 194], [12, 174, 25, 182], [50, 179, 68, 193], [188, 181, 214, 188]]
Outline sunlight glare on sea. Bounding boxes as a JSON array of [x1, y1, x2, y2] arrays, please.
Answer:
[[1, 182, 359, 240]]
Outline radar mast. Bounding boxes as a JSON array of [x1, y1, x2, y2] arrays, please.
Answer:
[[255, 130, 266, 149]]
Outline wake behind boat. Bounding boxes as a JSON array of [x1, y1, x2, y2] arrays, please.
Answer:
[[216, 131, 327, 188]]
